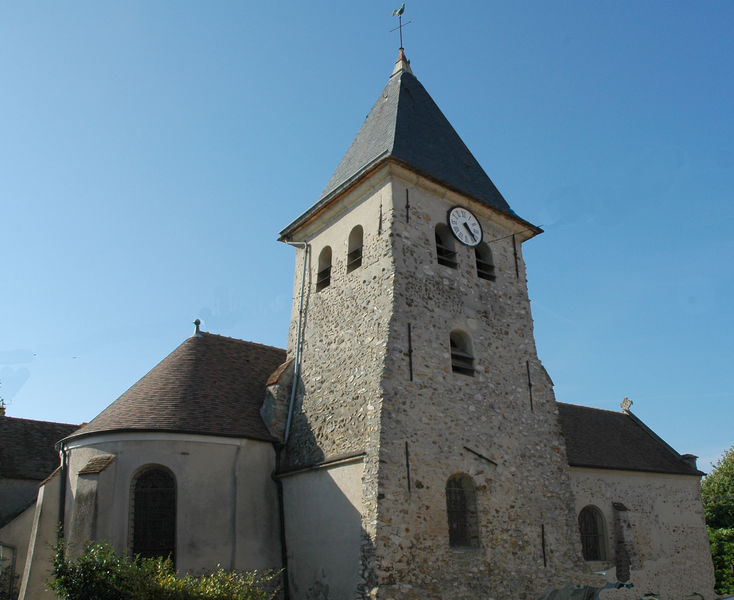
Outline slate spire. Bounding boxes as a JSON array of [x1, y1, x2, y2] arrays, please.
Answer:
[[320, 50, 515, 217]]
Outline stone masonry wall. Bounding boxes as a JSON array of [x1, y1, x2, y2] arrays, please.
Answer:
[[283, 168, 398, 599], [373, 170, 599, 599], [570, 468, 715, 600]]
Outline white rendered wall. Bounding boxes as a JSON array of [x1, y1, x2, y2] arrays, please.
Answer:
[[282, 460, 365, 600], [64, 433, 281, 574]]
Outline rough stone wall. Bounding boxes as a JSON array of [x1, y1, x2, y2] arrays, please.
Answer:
[[373, 170, 598, 599], [282, 169, 397, 598], [570, 467, 715, 599], [281, 164, 606, 599]]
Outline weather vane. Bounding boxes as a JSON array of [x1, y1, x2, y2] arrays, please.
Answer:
[[390, 3, 412, 49]]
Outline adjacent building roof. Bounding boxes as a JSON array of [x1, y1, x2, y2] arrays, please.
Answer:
[[558, 402, 703, 476], [0, 416, 78, 480], [281, 51, 536, 239], [66, 332, 287, 443]]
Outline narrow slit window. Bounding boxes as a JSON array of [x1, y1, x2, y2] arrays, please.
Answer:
[[347, 226, 363, 273], [446, 474, 480, 548], [475, 242, 495, 281], [450, 330, 474, 376], [435, 224, 457, 269], [131, 466, 176, 565], [316, 246, 332, 291], [578, 505, 606, 561]]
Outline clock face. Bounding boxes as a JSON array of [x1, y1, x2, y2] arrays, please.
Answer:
[[447, 206, 483, 247]]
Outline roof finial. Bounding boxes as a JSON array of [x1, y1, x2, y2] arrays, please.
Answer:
[[621, 397, 633, 414], [392, 47, 412, 76], [390, 3, 411, 51], [193, 318, 203, 338]]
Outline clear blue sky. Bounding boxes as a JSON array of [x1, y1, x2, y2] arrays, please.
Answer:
[[2, 2, 732, 472]]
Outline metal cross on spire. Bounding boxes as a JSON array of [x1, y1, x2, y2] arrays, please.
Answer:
[[390, 3, 412, 49]]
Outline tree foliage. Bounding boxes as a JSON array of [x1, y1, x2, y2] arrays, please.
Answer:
[[709, 528, 734, 596], [48, 542, 279, 600], [702, 446, 734, 595], [702, 446, 734, 529]]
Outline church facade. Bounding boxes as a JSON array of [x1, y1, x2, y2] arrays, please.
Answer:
[[0, 51, 715, 600]]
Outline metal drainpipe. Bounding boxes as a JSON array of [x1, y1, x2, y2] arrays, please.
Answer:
[[54, 441, 68, 543], [273, 239, 308, 600], [282, 240, 309, 445]]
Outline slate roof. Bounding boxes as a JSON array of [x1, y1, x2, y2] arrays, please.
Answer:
[[0, 416, 78, 480], [281, 52, 534, 239], [66, 332, 287, 443], [558, 402, 703, 476]]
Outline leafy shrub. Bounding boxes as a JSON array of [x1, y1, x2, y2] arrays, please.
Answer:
[[48, 541, 278, 600], [709, 527, 734, 596]]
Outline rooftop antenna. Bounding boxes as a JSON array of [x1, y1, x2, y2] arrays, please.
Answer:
[[390, 3, 412, 49]]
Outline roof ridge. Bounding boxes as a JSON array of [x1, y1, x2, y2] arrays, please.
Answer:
[[0, 415, 80, 427], [199, 331, 285, 353], [557, 401, 626, 416]]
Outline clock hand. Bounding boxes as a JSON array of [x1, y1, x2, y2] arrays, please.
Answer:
[[463, 222, 477, 241]]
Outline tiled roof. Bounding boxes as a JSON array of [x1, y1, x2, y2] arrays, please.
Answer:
[[67, 332, 286, 443], [78, 454, 116, 475], [0, 416, 78, 479], [280, 52, 534, 240], [558, 402, 702, 476]]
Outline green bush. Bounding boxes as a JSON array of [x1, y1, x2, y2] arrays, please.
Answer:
[[48, 542, 279, 600], [709, 527, 734, 596]]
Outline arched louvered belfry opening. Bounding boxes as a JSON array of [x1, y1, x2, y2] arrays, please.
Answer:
[[578, 505, 607, 561], [316, 246, 332, 291], [445, 473, 480, 548], [475, 242, 495, 281], [130, 465, 176, 564], [435, 224, 457, 268], [450, 330, 474, 376], [347, 225, 363, 272]]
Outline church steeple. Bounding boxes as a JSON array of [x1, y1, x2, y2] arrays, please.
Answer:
[[281, 52, 538, 240]]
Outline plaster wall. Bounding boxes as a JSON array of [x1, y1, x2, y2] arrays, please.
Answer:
[[64, 433, 281, 574], [0, 478, 42, 525], [17, 474, 60, 600], [570, 467, 715, 599], [0, 499, 34, 594], [282, 460, 365, 600]]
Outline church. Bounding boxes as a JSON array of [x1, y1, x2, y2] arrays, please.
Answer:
[[0, 49, 715, 600]]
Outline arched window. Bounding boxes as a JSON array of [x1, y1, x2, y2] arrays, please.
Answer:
[[131, 466, 176, 564], [475, 242, 495, 281], [316, 246, 332, 291], [450, 330, 474, 376], [347, 226, 363, 273], [435, 224, 457, 269], [578, 505, 606, 561], [446, 474, 479, 548]]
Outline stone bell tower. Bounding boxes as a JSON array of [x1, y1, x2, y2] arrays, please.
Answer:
[[276, 50, 594, 600]]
